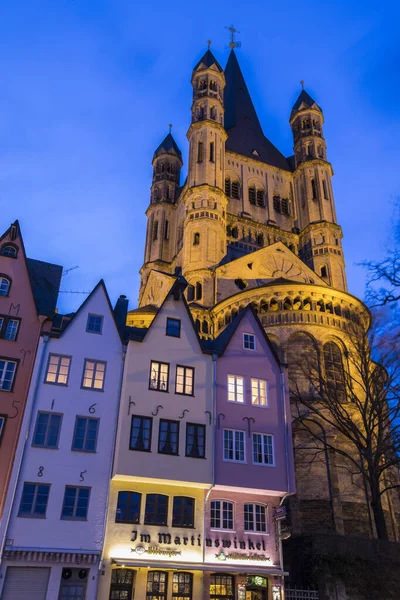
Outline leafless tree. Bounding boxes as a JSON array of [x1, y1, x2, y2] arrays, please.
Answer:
[[290, 321, 400, 540]]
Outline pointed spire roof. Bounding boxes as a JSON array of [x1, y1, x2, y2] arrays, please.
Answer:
[[153, 133, 182, 160], [193, 49, 223, 73], [224, 51, 291, 171], [292, 89, 322, 112]]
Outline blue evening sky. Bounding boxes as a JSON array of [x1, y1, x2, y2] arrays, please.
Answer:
[[0, 0, 398, 313]]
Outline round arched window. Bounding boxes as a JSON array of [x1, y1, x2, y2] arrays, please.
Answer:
[[0, 276, 11, 296], [1, 245, 17, 258]]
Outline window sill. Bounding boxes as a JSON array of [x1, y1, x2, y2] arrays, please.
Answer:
[[252, 462, 275, 468], [18, 514, 46, 519], [61, 517, 88, 521], [210, 528, 236, 533], [223, 459, 247, 464], [31, 445, 59, 450], [44, 381, 69, 387], [175, 392, 195, 397], [81, 387, 105, 392], [158, 451, 179, 457], [129, 446, 152, 453], [148, 387, 169, 393], [71, 448, 97, 454], [185, 454, 206, 459]]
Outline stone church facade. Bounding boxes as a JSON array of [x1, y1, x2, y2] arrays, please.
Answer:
[[129, 47, 400, 599]]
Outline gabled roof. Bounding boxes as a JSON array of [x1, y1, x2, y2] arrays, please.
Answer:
[[203, 304, 281, 365], [193, 49, 223, 73], [60, 279, 126, 342], [0, 219, 62, 317], [224, 50, 291, 172], [153, 133, 182, 159], [292, 89, 322, 112]]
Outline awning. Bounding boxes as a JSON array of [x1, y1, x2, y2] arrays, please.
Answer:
[[3, 548, 99, 565], [111, 558, 287, 576]]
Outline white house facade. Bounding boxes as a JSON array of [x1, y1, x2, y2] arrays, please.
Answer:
[[0, 281, 126, 600]]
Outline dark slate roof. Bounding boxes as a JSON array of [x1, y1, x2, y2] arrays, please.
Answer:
[[26, 258, 63, 316], [224, 51, 291, 172], [292, 89, 322, 112], [193, 49, 223, 73], [153, 133, 182, 159]]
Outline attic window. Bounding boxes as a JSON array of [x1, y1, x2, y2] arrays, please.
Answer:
[[87, 314, 103, 334], [1, 244, 18, 258], [234, 278, 248, 290], [252, 150, 259, 156]]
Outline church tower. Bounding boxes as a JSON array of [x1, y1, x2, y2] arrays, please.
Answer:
[[140, 132, 182, 301], [181, 49, 228, 306], [291, 89, 347, 290]]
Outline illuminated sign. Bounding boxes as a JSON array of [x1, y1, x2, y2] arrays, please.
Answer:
[[247, 576, 267, 587], [216, 551, 271, 562]]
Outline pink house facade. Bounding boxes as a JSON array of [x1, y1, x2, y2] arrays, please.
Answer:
[[203, 308, 295, 600], [0, 221, 62, 521]]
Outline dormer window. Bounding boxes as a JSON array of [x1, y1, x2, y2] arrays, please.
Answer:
[[0, 276, 11, 297], [1, 245, 17, 258]]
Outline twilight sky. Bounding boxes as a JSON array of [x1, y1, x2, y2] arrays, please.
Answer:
[[0, 0, 398, 313]]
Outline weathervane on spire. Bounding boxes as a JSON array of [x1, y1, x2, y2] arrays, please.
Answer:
[[207, 40, 211, 49], [225, 25, 241, 49], [168, 124, 172, 134], [300, 80, 305, 90]]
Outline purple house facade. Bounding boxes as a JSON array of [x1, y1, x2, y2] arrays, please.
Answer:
[[203, 308, 295, 600]]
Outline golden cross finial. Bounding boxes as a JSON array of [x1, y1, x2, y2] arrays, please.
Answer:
[[300, 80, 305, 90], [168, 124, 172, 134], [207, 40, 211, 49], [226, 25, 241, 49]]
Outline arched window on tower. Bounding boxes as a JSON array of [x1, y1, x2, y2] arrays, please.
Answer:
[[154, 188, 159, 202], [197, 141, 203, 162], [225, 177, 231, 197], [281, 198, 289, 216], [210, 106, 217, 120], [256, 189, 264, 207], [164, 220, 169, 240], [153, 221, 159, 241], [195, 282, 202, 300], [322, 180, 329, 200], [323, 342, 345, 398], [311, 179, 317, 199], [187, 286, 194, 302], [231, 180, 239, 199], [248, 186, 256, 205], [193, 232, 200, 246], [273, 195, 281, 213], [320, 265, 328, 279], [231, 226, 238, 239]]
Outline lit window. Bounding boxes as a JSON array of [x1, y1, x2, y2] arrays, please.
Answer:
[[227, 375, 244, 403], [0, 359, 17, 391], [244, 503, 267, 532], [172, 496, 195, 527], [243, 333, 256, 350], [33, 412, 62, 448], [86, 314, 103, 334], [149, 360, 169, 392], [223, 429, 245, 462], [210, 500, 234, 530], [1, 245, 17, 257], [0, 276, 11, 296], [110, 569, 134, 599], [72, 416, 99, 452], [158, 419, 179, 455], [147, 571, 168, 600], [166, 317, 181, 337], [130, 415, 152, 452], [176, 365, 194, 395], [61, 486, 90, 520], [0, 414, 7, 444], [251, 378, 267, 406], [45, 354, 71, 385], [253, 433, 274, 465], [185, 423, 205, 458], [82, 359, 106, 390], [173, 572, 193, 599], [18, 482, 50, 518], [115, 491, 141, 524], [210, 574, 234, 598], [144, 494, 168, 525]]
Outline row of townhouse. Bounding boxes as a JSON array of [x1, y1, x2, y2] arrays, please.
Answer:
[[0, 222, 295, 600]]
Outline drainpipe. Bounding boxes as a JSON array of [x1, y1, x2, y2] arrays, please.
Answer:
[[280, 364, 291, 496], [0, 334, 49, 567], [94, 344, 127, 598], [202, 353, 217, 600]]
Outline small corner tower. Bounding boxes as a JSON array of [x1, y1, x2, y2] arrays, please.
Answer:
[[181, 47, 228, 305], [290, 87, 347, 291], [141, 131, 183, 295]]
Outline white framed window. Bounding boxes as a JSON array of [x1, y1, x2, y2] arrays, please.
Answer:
[[223, 429, 246, 462], [251, 378, 267, 406], [253, 433, 274, 466], [243, 333, 256, 350], [45, 354, 71, 385], [0, 359, 17, 391], [82, 359, 106, 390], [227, 375, 244, 403], [210, 500, 234, 530], [149, 360, 169, 392], [176, 365, 194, 395], [244, 503, 267, 532]]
